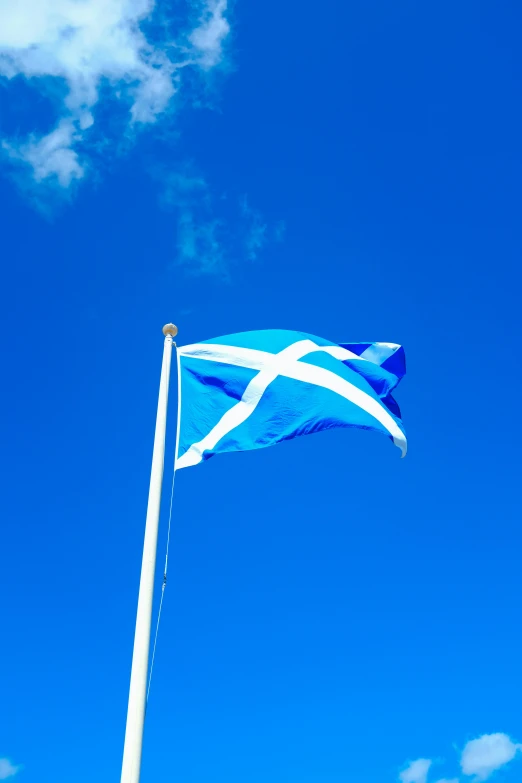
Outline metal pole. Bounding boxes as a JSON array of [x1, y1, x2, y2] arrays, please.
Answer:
[[120, 323, 178, 783]]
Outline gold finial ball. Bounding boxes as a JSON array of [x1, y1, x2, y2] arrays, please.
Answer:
[[162, 323, 178, 337]]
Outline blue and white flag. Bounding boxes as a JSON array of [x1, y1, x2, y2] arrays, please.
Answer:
[[175, 330, 407, 470]]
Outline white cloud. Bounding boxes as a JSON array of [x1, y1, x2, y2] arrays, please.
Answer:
[[161, 170, 226, 275], [189, 0, 230, 69], [0, 758, 19, 780], [240, 196, 267, 261], [0, 0, 229, 186], [159, 169, 281, 276], [460, 734, 522, 781], [434, 779, 459, 783], [400, 759, 433, 783], [3, 118, 84, 187]]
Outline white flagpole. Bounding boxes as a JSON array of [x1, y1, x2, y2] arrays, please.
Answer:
[[120, 323, 178, 783]]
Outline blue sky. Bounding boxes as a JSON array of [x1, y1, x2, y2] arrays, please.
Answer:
[[1, 1, 521, 782]]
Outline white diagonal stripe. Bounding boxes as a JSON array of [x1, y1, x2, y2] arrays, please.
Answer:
[[176, 340, 315, 469], [359, 342, 399, 365], [176, 340, 406, 469], [278, 355, 406, 455]]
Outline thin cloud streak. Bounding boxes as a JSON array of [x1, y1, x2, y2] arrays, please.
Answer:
[[162, 170, 226, 276], [160, 169, 283, 276], [189, 0, 230, 69], [241, 196, 268, 261]]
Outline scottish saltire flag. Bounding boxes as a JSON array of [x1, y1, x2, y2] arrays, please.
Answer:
[[175, 330, 406, 470]]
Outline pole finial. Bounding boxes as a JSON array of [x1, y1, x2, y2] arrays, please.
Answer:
[[162, 323, 178, 337]]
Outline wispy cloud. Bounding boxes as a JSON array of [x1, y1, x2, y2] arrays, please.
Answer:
[[460, 734, 522, 781], [160, 168, 283, 276], [189, 0, 230, 69], [0, 758, 20, 780], [400, 759, 432, 783], [240, 196, 267, 261], [162, 170, 225, 276], [274, 219, 286, 243], [0, 0, 230, 187], [3, 118, 83, 188]]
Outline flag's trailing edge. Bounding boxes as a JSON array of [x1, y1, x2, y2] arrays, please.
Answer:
[[175, 330, 406, 470]]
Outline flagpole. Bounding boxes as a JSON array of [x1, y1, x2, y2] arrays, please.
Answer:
[[120, 323, 178, 783]]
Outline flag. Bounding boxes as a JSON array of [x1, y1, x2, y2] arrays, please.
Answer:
[[175, 329, 407, 470]]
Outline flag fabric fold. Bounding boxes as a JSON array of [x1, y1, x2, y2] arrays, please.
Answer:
[[175, 329, 407, 470]]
